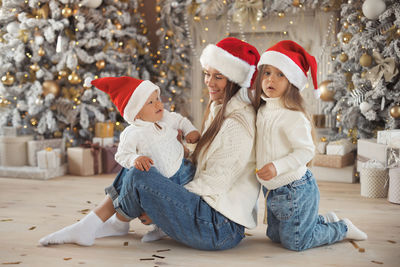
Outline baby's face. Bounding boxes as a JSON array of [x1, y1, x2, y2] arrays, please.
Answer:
[[136, 90, 164, 122]]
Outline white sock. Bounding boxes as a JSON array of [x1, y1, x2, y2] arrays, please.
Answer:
[[343, 218, 368, 240], [322, 211, 340, 223], [39, 211, 103, 246], [96, 213, 130, 238], [141, 225, 167, 243]]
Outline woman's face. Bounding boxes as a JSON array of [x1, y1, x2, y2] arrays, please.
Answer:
[[203, 66, 228, 104], [261, 65, 290, 98]]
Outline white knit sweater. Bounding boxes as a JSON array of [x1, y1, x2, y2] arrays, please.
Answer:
[[115, 110, 197, 178], [256, 96, 315, 190], [184, 92, 261, 229]]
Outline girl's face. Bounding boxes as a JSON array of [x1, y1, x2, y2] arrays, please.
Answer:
[[261, 65, 290, 98], [135, 90, 164, 122], [203, 66, 228, 104]]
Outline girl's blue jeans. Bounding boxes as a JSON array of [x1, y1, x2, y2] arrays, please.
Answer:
[[263, 169, 347, 251], [105, 159, 245, 251]]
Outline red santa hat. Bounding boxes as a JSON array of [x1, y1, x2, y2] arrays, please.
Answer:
[[200, 37, 260, 88], [258, 40, 320, 98], [90, 76, 160, 124]]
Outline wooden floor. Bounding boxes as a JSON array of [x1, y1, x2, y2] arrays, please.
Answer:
[[0, 174, 399, 267]]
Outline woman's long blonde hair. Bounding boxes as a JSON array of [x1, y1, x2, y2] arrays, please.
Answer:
[[251, 65, 317, 164], [191, 80, 241, 165]]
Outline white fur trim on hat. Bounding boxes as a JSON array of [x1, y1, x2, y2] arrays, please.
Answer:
[[123, 80, 160, 124], [258, 51, 308, 91], [200, 44, 255, 88]]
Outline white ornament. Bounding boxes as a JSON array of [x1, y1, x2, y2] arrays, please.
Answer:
[[6, 22, 20, 34], [35, 35, 44, 45], [360, 101, 373, 113], [80, 0, 102, 9], [362, 0, 386, 20], [171, 1, 178, 8]]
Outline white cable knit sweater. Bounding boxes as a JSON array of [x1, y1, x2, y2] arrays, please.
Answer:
[[184, 92, 261, 229], [115, 109, 197, 178], [256, 96, 315, 190]]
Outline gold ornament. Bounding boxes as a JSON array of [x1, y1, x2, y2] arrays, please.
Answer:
[[96, 60, 106, 70], [1, 72, 15, 85], [38, 47, 45, 56], [30, 118, 38, 126], [278, 12, 285, 18], [397, 28, 400, 36], [343, 21, 349, 29], [68, 71, 82, 85], [166, 30, 174, 37], [318, 80, 335, 101], [390, 104, 400, 119], [336, 113, 341, 122], [29, 63, 40, 72], [59, 69, 68, 77], [342, 32, 352, 44], [292, 0, 300, 7], [33, 3, 49, 19], [115, 22, 122, 30], [347, 81, 355, 91], [339, 52, 348, 62], [361, 70, 367, 78], [62, 6, 73, 18], [359, 53, 372, 67], [42, 80, 60, 97]]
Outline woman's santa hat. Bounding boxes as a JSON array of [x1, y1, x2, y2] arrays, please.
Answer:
[[200, 37, 260, 88], [258, 40, 320, 98], [90, 76, 160, 124]]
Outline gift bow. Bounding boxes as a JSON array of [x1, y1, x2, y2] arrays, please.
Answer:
[[81, 141, 101, 174], [365, 51, 399, 87]]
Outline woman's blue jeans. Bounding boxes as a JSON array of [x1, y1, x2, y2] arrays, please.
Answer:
[[264, 169, 347, 251], [105, 160, 245, 251]]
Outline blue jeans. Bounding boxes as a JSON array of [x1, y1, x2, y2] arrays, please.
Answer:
[[105, 160, 245, 251], [263, 169, 347, 251]]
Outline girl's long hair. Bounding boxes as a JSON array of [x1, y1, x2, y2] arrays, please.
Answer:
[[191, 80, 241, 165], [251, 65, 317, 164]]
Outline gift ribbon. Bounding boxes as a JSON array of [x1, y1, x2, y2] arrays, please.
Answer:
[[365, 51, 399, 88], [81, 141, 101, 174]]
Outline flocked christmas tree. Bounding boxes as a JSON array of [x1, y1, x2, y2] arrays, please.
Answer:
[[0, 0, 154, 145], [321, 0, 400, 141]]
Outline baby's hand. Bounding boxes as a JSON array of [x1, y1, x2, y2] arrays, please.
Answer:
[[256, 162, 277, 181], [185, 130, 200, 144], [134, 156, 154, 171]]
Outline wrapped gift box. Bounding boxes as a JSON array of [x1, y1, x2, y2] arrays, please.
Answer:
[[101, 144, 122, 174], [360, 161, 388, 198], [0, 135, 34, 166], [377, 129, 400, 145], [1, 126, 19, 136], [357, 139, 388, 171], [316, 141, 328, 154], [0, 164, 67, 180], [67, 146, 102, 176], [313, 152, 354, 168], [388, 168, 400, 204], [93, 137, 114, 147], [95, 122, 114, 138], [326, 139, 356, 155], [37, 148, 62, 169], [310, 165, 357, 183], [27, 138, 64, 166]]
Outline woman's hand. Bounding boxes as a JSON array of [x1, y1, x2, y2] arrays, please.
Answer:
[[134, 156, 154, 171], [256, 162, 277, 181], [139, 213, 152, 225], [185, 130, 200, 144]]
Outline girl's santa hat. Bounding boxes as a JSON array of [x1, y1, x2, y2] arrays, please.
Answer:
[[90, 76, 160, 124], [258, 40, 320, 98], [200, 37, 260, 88]]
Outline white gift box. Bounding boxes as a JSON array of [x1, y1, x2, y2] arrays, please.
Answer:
[[93, 137, 114, 147], [316, 141, 328, 154], [37, 148, 62, 169], [27, 138, 64, 166], [377, 130, 400, 145], [326, 139, 355, 156]]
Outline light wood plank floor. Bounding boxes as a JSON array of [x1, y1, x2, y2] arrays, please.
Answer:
[[0, 174, 399, 267]]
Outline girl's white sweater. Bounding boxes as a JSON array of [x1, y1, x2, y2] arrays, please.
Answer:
[[184, 92, 261, 229], [256, 96, 315, 190]]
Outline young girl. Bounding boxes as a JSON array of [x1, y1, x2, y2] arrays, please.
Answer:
[[253, 40, 367, 251], [40, 76, 200, 245]]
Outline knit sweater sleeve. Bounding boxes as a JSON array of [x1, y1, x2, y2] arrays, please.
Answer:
[[114, 126, 141, 169], [162, 109, 198, 136], [184, 117, 254, 197], [272, 114, 315, 176]]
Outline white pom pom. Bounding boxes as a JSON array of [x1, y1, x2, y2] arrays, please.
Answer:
[[84, 77, 93, 88], [360, 101, 372, 113], [313, 88, 321, 99]]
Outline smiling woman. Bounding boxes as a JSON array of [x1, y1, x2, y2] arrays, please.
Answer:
[[203, 67, 228, 104]]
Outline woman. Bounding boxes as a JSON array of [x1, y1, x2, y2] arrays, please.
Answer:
[[39, 37, 261, 250]]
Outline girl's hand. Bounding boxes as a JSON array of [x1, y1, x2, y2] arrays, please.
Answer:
[[134, 156, 154, 171], [185, 130, 200, 144], [139, 213, 152, 225], [256, 163, 277, 181]]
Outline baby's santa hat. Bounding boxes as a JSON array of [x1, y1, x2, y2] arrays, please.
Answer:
[[258, 40, 320, 98], [200, 37, 260, 88], [90, 76, 160, 124]]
